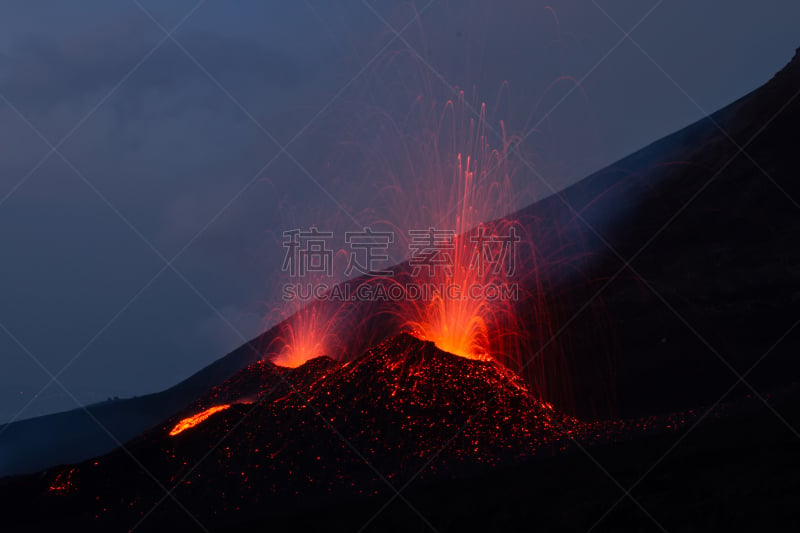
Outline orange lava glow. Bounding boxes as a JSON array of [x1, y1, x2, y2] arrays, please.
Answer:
[[270, 304, 341, 368], [406, 281, 491, 362], [271, 331, 324, 368], [401, 156, 499, 361], [382, 95, 526, 364], [169, 405, 231, 436]]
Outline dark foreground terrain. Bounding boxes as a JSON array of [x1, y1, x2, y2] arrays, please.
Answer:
[[0, 334, 672, 531], [2, 377, 798, 532], [239, 386, 800, 533], [1, 331, 798, 532]]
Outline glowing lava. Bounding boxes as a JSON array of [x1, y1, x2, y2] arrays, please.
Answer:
[[401, 153, 506, 362], [169, 405, 231, 436], [404, 244, 492, 362], [269, 302, 342, 368], [369, 93, 529, 365]]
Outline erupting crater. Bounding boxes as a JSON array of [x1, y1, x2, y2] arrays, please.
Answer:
[[408, 329, 491, 362]]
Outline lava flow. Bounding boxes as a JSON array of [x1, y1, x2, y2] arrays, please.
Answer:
[[168, 404, 231, 436]]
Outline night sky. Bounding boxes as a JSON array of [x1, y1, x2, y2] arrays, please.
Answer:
[[1, 0, 799, 423]]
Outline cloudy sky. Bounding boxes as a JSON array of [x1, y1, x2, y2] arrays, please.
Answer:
[[1, 0, 798, 423]]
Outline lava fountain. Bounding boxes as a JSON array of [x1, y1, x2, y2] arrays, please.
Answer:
[[361, 91, 543, 368], [400, 153, 515, 361], [268, 298, 345, 368], [261, 200, 354, 369]]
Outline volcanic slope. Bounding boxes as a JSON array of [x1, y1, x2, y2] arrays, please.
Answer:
[[26, 334, 591, 531]]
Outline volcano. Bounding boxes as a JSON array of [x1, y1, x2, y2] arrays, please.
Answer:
[[4, 49, 800, 478], [9, 335, 590, 531], [3, 46, 800, 533], [0, 333, 705, 531]]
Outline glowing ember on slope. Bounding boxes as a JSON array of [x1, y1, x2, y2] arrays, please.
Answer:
[[48, 467, 77, 493], [169, 404, 232, 436]]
